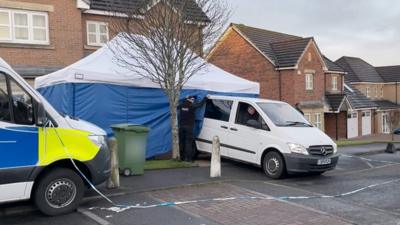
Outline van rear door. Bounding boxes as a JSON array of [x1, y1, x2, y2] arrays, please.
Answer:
[[0, 72, 38, 202], [196, 98, 234, 157]]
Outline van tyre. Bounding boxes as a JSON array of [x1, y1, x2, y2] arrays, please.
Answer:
[[33, 168, 84, 216], [263, 152, 285, 179]]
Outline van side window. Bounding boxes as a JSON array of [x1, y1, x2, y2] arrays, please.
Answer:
[[9, 78, 35, 125], [235, 102, 269, 130], [0, 73, 11, 122], [204, 99, 233, 122]]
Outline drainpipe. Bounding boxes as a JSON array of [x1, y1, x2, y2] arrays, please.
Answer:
[[336, 113, 339, 140], [396, 82, 398, 104], [278, 69, 282, 101]]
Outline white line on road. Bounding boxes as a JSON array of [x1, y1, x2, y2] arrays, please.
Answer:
[[77, 208, 112, 225]]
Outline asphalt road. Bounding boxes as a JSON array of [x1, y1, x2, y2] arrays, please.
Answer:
[[2, 146, 400, 225]]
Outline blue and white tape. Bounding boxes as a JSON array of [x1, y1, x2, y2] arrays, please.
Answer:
[[92, 177, 400, 213], [85, 153, 400, 214]]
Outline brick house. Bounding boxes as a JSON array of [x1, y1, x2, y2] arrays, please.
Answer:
[[336, 57, 400, 135], [208, 23, 350, 140], [0, 0, 208, 85]]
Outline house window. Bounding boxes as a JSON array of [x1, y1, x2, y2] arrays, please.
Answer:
[[87, 21, 109, 46], [0, 8, 48, 44], [0, 10, 11, 40], [332, 76, 338, 91], [366, 87, 370, 97], [305, 73, 313, 90], [308, 52, 312, 62], [375, 87, 378, 98], [314, 113, 322, 130], [304, 113, 311, 122], [381, 87, 384, 97]]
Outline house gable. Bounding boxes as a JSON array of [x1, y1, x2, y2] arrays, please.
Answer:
[[208, 27, 280, 100]]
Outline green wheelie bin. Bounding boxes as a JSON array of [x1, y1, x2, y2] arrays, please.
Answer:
[[111, 124, 150, 176]]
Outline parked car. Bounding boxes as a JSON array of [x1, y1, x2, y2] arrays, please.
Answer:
[[196, 95, 339, 179], [0, 58, 110, 216], [394, 128, 400, 135]]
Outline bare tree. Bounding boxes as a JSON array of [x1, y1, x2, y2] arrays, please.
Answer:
[[105, 0, 230, 159]]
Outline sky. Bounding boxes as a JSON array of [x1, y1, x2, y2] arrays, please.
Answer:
[[227, 0, 400, 66]]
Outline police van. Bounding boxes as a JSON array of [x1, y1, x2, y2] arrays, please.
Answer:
[[0, 58, 110, 215]]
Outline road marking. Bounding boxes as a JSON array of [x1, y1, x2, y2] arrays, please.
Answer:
[[77, 208, 112, 225]]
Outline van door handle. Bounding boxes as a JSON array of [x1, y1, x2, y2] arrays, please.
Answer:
[[220, 125, 228, 129], [230, 128, 238, 131]]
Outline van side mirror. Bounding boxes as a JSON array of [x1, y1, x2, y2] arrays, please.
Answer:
[[246, 119, 261, 129], [35, 102, 47, 127]]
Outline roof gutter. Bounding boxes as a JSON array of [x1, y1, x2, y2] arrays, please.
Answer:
[[276, 66, 297, 71]]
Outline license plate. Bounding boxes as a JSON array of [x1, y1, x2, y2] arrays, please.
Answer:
[[317, 158, 331, 165]]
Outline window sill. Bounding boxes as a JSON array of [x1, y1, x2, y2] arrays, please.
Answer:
[[0, 43, 54, 50], [84, 44, 103, 50]]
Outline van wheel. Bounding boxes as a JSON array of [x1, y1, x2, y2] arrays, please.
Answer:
[[33, 168, 84, 216], [263, 152, 285, 179]]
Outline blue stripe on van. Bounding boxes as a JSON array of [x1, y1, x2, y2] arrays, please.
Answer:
[[0, 127, 38, 168]]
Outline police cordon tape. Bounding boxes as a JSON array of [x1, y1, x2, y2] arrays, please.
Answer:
[[47, 126, 400, 216], [87, 154, 400, 214], [93, 177, 400, 213]]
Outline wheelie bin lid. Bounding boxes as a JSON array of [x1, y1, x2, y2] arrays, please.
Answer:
[[111, 124, 150, 133]]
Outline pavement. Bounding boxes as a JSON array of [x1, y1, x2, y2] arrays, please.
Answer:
[[2, 144, 400, 225]]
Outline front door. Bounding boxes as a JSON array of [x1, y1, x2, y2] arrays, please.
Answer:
[[382, 113, 390, 134], [0, 72, 38, 202]]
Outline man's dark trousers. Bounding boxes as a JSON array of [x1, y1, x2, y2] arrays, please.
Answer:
[[179, 126, 194, 161]]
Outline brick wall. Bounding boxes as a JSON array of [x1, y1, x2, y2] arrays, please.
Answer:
[[291, 42, 325, 105], [208, 28, 281, 100], [0, 0, 84, 68], [325, 73, 344, 94]]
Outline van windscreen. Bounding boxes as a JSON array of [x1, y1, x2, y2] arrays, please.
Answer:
[[257, 103, 312, 127]]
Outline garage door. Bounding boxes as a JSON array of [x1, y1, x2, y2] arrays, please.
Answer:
[[347, 112, 358, 138], [362, 111, 372, 136]]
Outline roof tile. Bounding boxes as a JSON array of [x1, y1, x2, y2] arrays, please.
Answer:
[[376, 65, 400, 82], [90, 0, 210, 22]]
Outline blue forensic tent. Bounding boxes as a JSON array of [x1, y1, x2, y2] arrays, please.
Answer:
[[35, 36, 259, 158]]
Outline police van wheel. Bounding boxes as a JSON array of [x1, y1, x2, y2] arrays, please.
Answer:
[[262, 152, 285, 179], [33, 168, 84, 216]]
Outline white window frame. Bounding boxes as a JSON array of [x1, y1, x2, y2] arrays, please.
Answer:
[[305, 73, 313, 91], [366, 87, 370, 98], [86, 21, 109, 46], [304, 113, 311, 122], [0, 8, 49, 45], [0, 9, 12, 41], [332, 76, 338, 91], [314, 113, 322, 130]]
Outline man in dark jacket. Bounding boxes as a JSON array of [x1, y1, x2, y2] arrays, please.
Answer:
[[295, 103, 304, 115], [179, 95, 207, 161]]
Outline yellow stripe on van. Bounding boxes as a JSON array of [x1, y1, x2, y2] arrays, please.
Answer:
[[37, 128, 100, 166]]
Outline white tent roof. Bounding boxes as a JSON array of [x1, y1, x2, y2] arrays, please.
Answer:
[[35, 36, 259, 95]]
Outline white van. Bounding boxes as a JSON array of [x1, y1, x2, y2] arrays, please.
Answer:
[[196, 96, 339, 179], [0, 58, 110, 215]]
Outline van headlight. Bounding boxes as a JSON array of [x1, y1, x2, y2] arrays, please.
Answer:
[[89, 135, 106, 147], [287, 143, 309, 155]]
